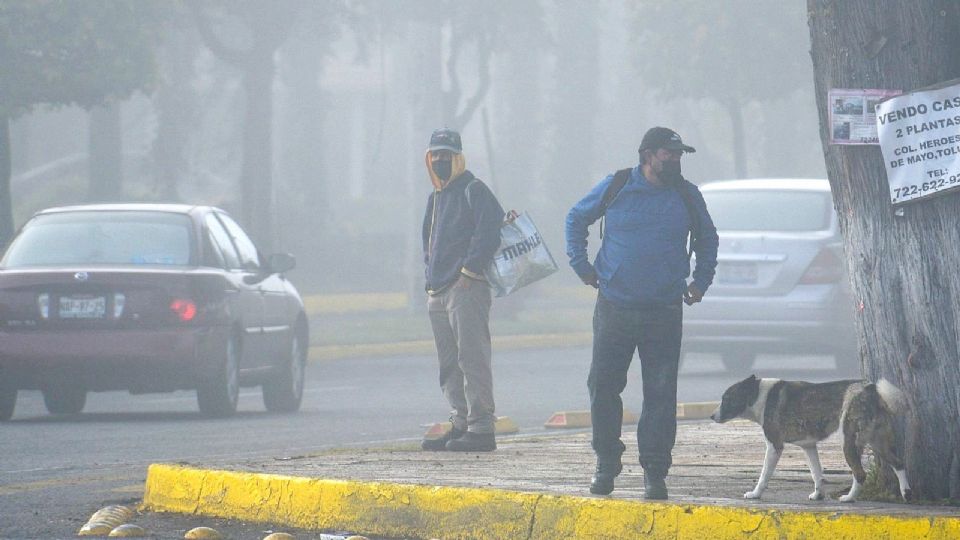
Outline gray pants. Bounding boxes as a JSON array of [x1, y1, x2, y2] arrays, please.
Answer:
[[428, 279, 496, 434]]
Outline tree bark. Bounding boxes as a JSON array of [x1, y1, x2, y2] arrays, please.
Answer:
[[808, 0, 960, 500], [239, 45, 275, 252], [87, 103, 123, 202], [723, 97, 748, 178], [0, 115, 13, 249]]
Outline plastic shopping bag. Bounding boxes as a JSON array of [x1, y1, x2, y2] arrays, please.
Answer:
[[485, 211, 558, 297]]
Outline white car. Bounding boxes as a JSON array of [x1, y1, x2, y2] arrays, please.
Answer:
[[684, 179, 857, 374]]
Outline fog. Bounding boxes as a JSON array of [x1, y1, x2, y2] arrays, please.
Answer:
[[4, 0, 825, 331]]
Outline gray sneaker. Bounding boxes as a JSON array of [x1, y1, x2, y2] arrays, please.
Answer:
[[445, 431, 496, 452]]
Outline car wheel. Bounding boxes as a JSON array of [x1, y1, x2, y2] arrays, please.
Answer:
[[197, 334, 241, 417], [42, 386, 87, 415], [0, 386, 16, 421], [720, 352, 755, 377], [262, 332, 306, 413]]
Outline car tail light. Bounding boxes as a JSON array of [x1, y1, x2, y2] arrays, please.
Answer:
[[37, 293, 50, 319], [799, 248, 844, 284], [170, 299, 197, 322]]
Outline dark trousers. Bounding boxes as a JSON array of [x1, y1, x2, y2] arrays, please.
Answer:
[[588, 294, 682, 479]]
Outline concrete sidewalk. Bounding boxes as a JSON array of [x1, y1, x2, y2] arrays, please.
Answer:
[[142, 420, 960, 539]]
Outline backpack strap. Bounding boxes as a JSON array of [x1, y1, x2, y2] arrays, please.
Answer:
[[675, 181, 700, 260], [598, 168, 632, 239]]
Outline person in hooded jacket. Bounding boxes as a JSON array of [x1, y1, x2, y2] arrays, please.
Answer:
[[421, 128, 505, 452], [565, 127, 719, 499]]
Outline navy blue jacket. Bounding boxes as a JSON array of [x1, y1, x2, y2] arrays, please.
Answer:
[[565, 165, 719, 307], [422, 171, 504, 293]]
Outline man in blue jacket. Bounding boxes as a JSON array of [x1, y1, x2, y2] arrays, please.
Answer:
[[421, 128, 505, 452], [565, 127, 719, 498]]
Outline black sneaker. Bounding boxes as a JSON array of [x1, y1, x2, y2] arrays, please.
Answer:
[[445, 431, 496, 452], [643, 474, 668, 500], [589, 461, 623, 495], [421, 426, 465, 451]]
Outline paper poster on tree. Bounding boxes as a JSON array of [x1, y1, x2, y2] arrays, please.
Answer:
[[876, 78, 960, 205]]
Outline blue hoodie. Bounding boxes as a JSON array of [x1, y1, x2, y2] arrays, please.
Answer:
[[565, 165, 718, 308]]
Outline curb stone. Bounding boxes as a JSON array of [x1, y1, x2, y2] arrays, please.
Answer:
[[142, 464, 960, 540]]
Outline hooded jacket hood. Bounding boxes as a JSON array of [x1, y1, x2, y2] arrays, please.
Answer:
[[425, 150, 466, 190]]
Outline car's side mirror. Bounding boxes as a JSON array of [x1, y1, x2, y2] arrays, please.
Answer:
[[267, 253, 296, 274]]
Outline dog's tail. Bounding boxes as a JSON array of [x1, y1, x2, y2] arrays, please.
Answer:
[[874, 379, 907, 413]]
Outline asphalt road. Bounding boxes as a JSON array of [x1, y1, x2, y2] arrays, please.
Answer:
[[0, 347, 848, 539]]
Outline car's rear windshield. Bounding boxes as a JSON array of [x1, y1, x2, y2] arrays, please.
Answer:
[[701, 189, 833, 232], [1, 211, 194, 268]]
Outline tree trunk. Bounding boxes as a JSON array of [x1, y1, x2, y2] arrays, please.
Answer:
[[239, 46, 275, 252], [808, 0, 960, 500], [0, 115, 13, 248], [87, 103, 123, 202], [723, 97, 748, 178]]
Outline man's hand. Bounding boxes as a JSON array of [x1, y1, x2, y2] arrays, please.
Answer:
[[456, 274, 479, 290], [581, 268, 599, 289], [683, 282, 704, 305]]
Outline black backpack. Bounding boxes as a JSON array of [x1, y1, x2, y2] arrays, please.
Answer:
[[598, 168, 700, 260]]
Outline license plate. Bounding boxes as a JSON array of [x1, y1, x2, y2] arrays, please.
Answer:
[[719, 263, 758, 285], [59, 295, 106, 319]]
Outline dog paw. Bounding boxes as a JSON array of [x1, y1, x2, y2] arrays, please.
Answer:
[[808, 490, 824, 501], [839, 493, 856, 503], [744, 490, 762, 499]]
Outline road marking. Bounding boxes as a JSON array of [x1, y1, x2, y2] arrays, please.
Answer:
[[0, 473, 139, 496]]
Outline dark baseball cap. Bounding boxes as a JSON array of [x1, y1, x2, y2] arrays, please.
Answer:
[[638, 127, 696, 153], [428, 128, 462, 153]]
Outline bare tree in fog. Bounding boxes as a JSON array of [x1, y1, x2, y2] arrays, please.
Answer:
[[0, 0, 161, 246], [190, 0, 305, 251], [153, 4, 203, 202], [809, 0, 960, 501], [633, 0, 809, 178]]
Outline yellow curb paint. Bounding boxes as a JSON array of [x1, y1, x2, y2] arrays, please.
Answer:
[[143, 464, 960, 540], [543, 409, 637, 429], [676, 401, 720, 420], [303, 293, 408, 315], [309, 333, 593, 362]]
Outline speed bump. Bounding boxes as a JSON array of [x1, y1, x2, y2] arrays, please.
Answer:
[[184, 526, 224, 539], [543, 409, 638, 429], [676, 401, 719, 420], [421, 416, 518, 440], [78, 505, 134, 536], [108, 524, 148, 537]]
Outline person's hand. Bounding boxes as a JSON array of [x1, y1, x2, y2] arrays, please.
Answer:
[[683, 282, 704, 305], [581, 268, 599, 289]]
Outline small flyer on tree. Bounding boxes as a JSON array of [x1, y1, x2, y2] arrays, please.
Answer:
[[876, 78, 960, 205], [829, 89, 901, 145]]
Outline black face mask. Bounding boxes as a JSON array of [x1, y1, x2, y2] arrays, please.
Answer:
[[432, 160, 452, 181], [660, 160, 682, 184]]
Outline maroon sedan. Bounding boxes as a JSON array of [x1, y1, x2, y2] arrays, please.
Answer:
[[0, 204, 308, 419]]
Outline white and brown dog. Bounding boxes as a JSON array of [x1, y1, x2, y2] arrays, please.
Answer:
[[711, 375, 911, 502]]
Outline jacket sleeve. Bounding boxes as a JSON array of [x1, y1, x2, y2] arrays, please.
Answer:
[[461, 181, 504, 278], [422, 192, 435, 265], [688, 185, 719, 293], [565, 174, 614, 279]]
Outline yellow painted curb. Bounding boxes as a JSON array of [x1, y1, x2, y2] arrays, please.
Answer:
[[309, 333, 592, 362], [676, 401, 719, 420], [544, 409, 638, 429], [142, 464, 960, 540], [303, 292, 408, 315]]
